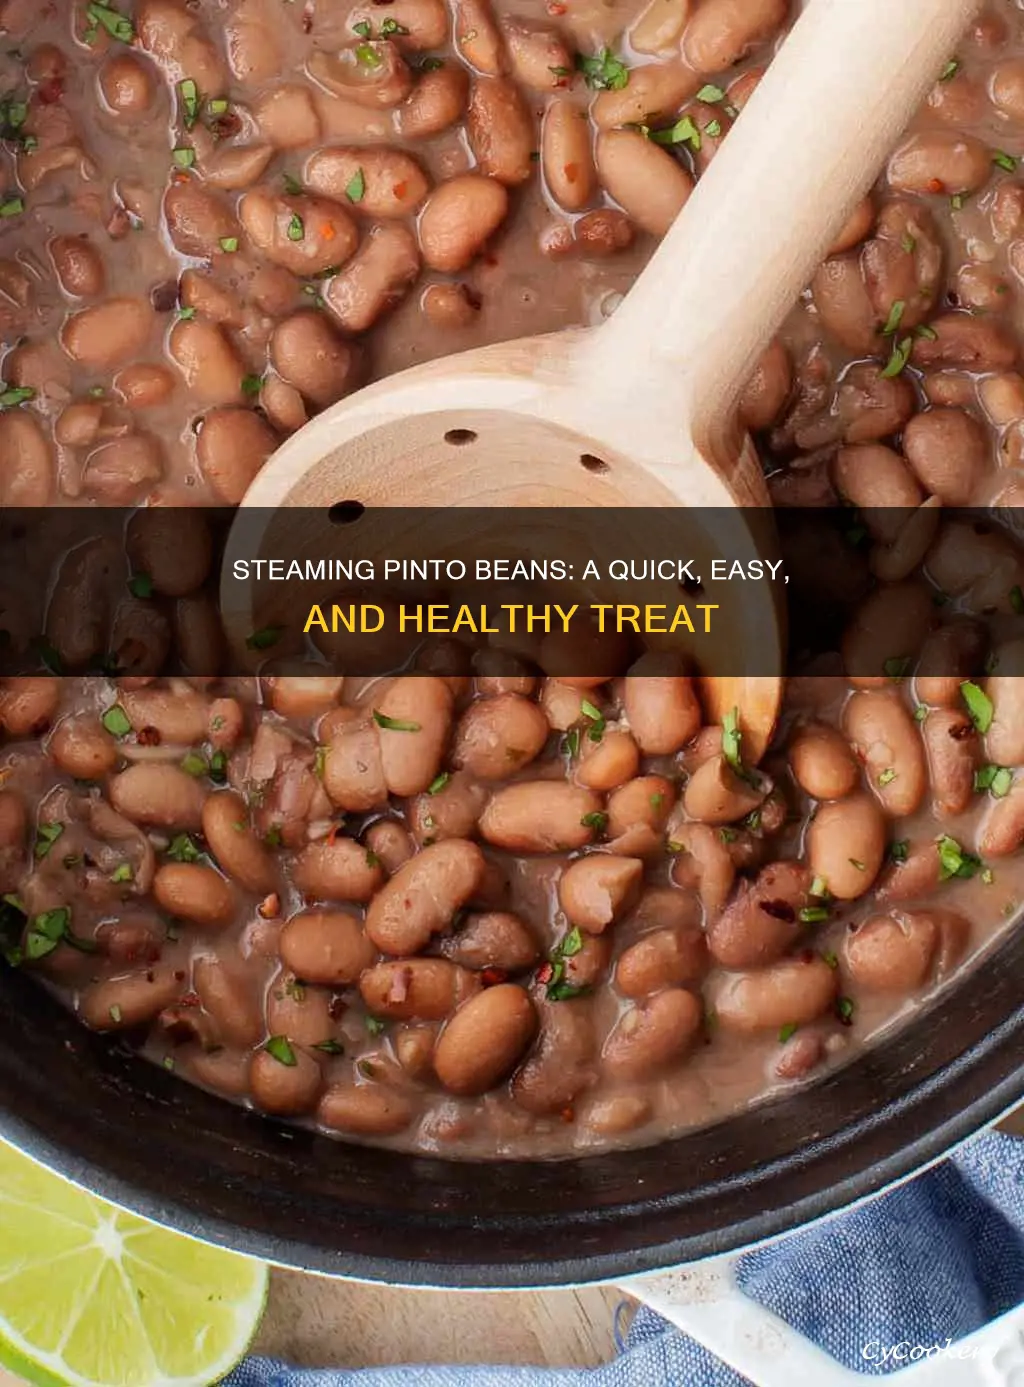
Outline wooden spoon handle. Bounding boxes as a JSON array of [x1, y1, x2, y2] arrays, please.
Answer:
[[587, 0, 982, 428]]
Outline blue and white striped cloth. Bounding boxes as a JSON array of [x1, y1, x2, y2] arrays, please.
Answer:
[[226, 1130, 1024, 1385]]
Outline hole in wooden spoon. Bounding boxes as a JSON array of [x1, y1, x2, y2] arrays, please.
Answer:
[[328, 500, 365, 525], [444, 429, 478, 446], [580, 453, 610, 474]]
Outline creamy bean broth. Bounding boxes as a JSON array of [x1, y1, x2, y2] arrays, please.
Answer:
[[3, 0, 1024, 1157]]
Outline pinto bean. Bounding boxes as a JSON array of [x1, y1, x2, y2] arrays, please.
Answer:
[[861, 199, 943, 330], [420, 281, 479, 328], [707, 861, 812, 969], [250, 1045, 323, 1116], [324, 223, 420, 334], [451, 693, 548, 780], [683, 0, 788, 72], [541, 99, 595, 213], [269, 312, 358, 411], [829, 196, 875, 255], [921, 707, 977, 819], [979, 779, 1024, 857], [713, 955, 838, 1035], [150, 863, 234, 929], [441, 911, 539, 972], [78, 967, 183, 1032], [359, 958, 479, 1019], [739, 339, 792, 432], [837, 363, 916, 444], [407, 771, 487, 845], [574, 730, 640, 793], [615, 922, 707, 998], [434, 984, 536, 1095], [480, 782, 602, 853], [602, 988, 702, 1080], [109, 764, 207, 830], [164, 181, 239, 260], [887, 131, 991, 196], [810, 255, 879, 354], [623, 667, 701, 754], [167, 318, 245, 407], [807, 792, 886, 900], [83, 434, 164, 502], [248, 85, 319, 150], [196, 407, 277, 505], [371, 676, 452, 796], [293, 838, 385, 904], [842, 581, 935, 686], [202, 789, 278, 895], [630, 0, 689, 54], [845, 909, 968, 992], [191, 955, 263, 1048], [307, 44, 413, 109], [498, 18, 569, 90], [126, 508, 212, 599], [915, 621, 988, 708], [0, 412, 54, 507], [266, 972, 336, 1047], [875, 839, 942, 905], [605, 775, 675, 847], [61, 299, 154, 369], [135, 0, 227, 92], [365, 839, 484, 954], [591, 61, 696, 131], [911, 313, 1017, 371], [361, 820, 411, 877], [465, 77, 533, 187], [574, 208, 635, 258], [558, 855, 642, 935], [99, 52, 157, 117], [454, 0, 506, 75], [49, 716, 119, 779], [833, 444, 922, 533], [683, 756, 765, 825], [239, 190, 359, 276], [843, 690, 926, 817], [595, 130, 693, 237], [789, 722, 859, 800], [418, 175, 508, 272], [986, 641, 1024, 766], [49, 235, 105, 298], [0, 679, 60, 738], [396, 63, 469, 139], [901, 408, 987, 506], [305, 146, 429, 219], [317, 1083, 413, 1135], [115, 363, 175, 410], [511, 999, 595, 1113], [279, 909, 376, 986], [668, 822, 735, 913], [322, 719, 387, 812]]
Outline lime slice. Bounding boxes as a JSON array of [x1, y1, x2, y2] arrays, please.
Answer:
[[0, 1139, 268, 1387]]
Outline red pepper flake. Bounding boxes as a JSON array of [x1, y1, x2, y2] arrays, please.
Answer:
[[37, 77, 64, 105], [546, 0, 567, 13], [536, 962, 554, 986], [326, 821, 344, 845], [136, 725, 161, 746], [179, 991, 201, 1007], [927, 177, 944, 194], [320, 221, 336, 241], [564, 162, 579, 184], [392, 181, 408, 199], [258, 892, 281, 919], [172, 170, 190, 186], [480, 967, 508, 988], [559, 1105, 575, 1123]]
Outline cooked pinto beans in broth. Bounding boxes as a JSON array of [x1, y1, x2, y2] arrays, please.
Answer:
[[4, 0, 1024, 1157]]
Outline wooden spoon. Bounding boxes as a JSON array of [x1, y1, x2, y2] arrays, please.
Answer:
[[224, 0, 980, 760]]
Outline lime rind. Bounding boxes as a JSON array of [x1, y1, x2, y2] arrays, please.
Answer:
[[0, 1141, 268, 1387]]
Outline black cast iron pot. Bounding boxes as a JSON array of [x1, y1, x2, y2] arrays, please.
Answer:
[[0, 925, 1021, 1288]]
